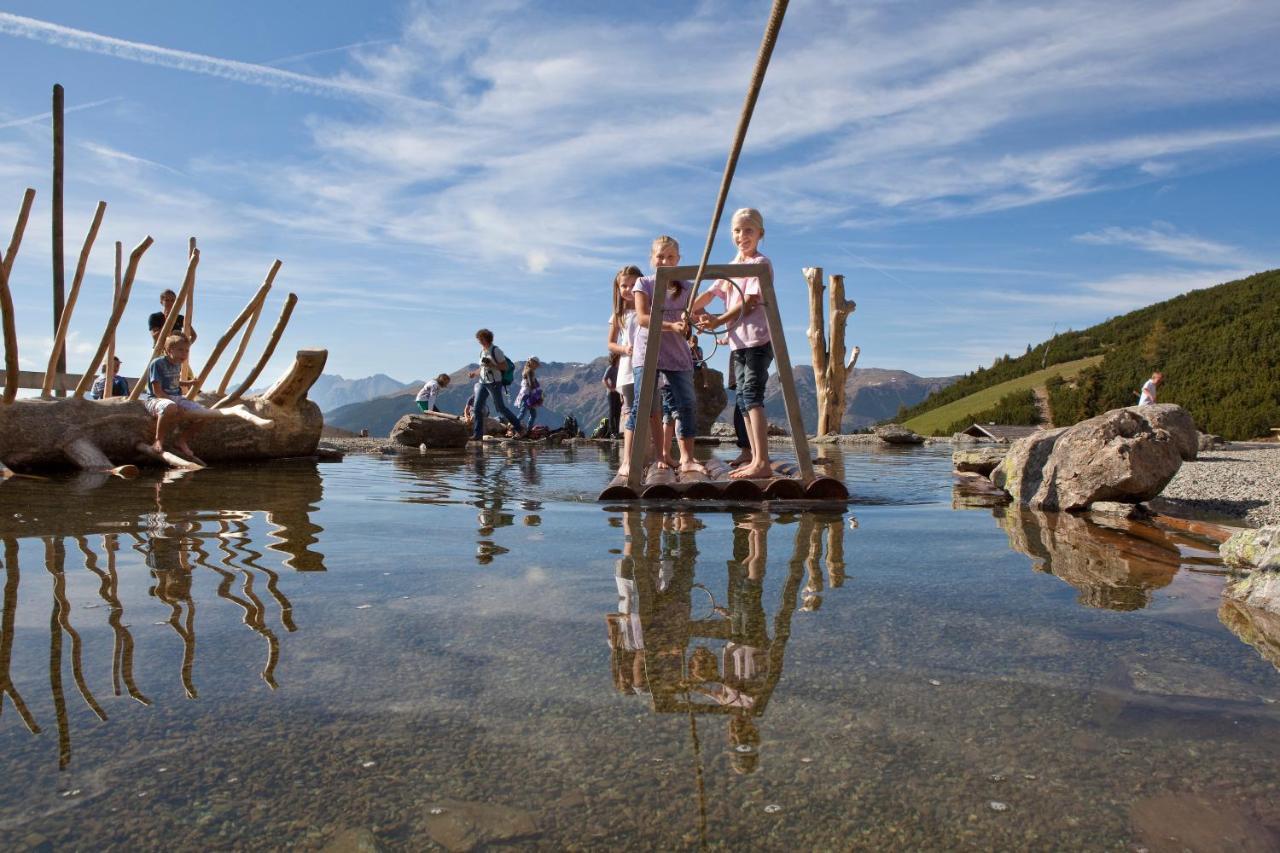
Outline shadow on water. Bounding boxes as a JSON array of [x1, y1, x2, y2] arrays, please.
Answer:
[[0, 462, 326, 769]]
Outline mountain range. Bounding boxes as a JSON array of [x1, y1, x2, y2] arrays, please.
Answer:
[[321, 360, 957, 438]]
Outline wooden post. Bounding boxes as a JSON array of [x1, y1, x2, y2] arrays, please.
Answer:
[[753, 264, 815, 484], [103, 241, 121, 399], [181, 237, 196, 381], [187, 260, 280, 399], [42, 201, 106, 397], [127, 249, 199, 401], [214, 292, 298, 409], [52, 85, 67, 395], [805, 267, 856, 435], [1, 189, 37, 404], [75, 237, 153, 398]]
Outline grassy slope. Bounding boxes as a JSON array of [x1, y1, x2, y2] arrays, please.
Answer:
[[903, 355, 1103, 435]]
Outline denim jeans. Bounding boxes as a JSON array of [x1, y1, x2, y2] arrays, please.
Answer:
[[473, 381, 523, 438], [516, 401, 538, 431], [733, 342, 774, 412], [626, 367, 697, 439]]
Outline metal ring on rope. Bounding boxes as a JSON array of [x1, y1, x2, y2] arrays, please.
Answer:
[[690, 277, 746, 368]]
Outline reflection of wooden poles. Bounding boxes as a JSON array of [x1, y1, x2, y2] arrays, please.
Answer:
[[76, 535, 149, 705], [52, 84, 67, 391], [2, 189, 37, 404], [824, 516, 846, 588], [103, 241, 122, 399], [1, 539, 40, 734], [804, 267, 857, 436], [46, 536, 108, 768], [209, 526, 281, 688], [214, 292, 297, 409], [188, 260, 279, 400], [42, 201, 106, 397], [128, 248, 199, 400], [75, 236, 154, 398]]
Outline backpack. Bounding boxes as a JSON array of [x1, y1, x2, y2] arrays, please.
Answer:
[[495, 347, 516, 387], [526, 384, 543, 407], [562, 414, 579, 437], [591, 417, 610, 439]]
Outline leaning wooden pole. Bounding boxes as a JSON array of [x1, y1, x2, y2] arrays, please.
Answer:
[[75, 237, 154, 398], [215, 270, 273, 397], [52, 84, 67, 394], [42, 201, 106, 397], [127, 249, 199, 401], [187, 259, 280, 399], [103, 241, 121, 399], [214, 292, 297, 409], [181, 237, 196, 381], [1, 189, 38, 404]]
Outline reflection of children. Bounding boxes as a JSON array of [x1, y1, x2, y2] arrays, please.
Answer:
[[142, 335, 211, 462], [416, 373, 451, 412], [694, 208, 773, 480], [628, 236, 702, 475]]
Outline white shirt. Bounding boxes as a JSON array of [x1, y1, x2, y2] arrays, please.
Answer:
[[617, 312, 636, 388], [416, 379, 440, 406], [1138, 378, 1158, 406]]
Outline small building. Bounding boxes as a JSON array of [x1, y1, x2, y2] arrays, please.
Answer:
[[960, 423, 1041, 442]]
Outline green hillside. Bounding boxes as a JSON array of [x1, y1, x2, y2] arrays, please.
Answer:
[[903, 356, 1102, 435], [896, 268, 1280, 440]]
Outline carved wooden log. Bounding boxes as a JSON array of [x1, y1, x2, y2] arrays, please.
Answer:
[[2, 189, 38, 404], [0, 348, 326, 472], [43, 201, 106, 397], [805, 267, 857, 436]]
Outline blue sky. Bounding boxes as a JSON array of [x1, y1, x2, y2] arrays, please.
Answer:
[[1, 0, 1278, 387]]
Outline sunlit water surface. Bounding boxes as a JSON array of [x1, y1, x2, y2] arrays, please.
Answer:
[[1, 444, 1277, 851]]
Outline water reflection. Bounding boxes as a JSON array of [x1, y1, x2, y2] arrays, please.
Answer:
[[605, 506, 849, 837], [0, 464, 326, 767]]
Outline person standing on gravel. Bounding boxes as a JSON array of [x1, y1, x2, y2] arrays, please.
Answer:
[[1137, 371, 1163, 405]]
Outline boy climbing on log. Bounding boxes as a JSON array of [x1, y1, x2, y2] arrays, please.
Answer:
[[142, 335, 212, 463]]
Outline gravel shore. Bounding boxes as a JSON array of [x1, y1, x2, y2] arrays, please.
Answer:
[[1152, 444, 1280, 528]]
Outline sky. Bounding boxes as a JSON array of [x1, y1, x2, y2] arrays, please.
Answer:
[[0, 0, 1278, 389]]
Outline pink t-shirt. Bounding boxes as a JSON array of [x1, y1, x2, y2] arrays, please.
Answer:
[[710, 254, 771, 350]]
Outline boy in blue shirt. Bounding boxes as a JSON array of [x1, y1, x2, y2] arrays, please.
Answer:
[[142, 335, 211, 462]]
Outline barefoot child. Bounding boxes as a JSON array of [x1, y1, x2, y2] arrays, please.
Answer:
[[607, 265, 642, 474], [627, 235, 703, 476], [142, 335, 211, 463], [694, 208, 774, 480]]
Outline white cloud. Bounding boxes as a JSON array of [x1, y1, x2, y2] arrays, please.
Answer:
[[1073, 222, 1249, 265]]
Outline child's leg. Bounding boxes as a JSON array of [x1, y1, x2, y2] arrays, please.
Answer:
[[152, 401, 181, 451], [489, 383, 525, 435], [472, 383, 492, 439], [730, 343, 775, 480], [664, 370, 703, 473], [729, 355, 751, 465]]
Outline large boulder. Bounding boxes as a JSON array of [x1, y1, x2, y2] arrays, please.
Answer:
[[875, 423, 925, 445], [1030, 409, 1182, 511], [1221, 526, 1280, 571], [1223, 570, 1280, 617], [391, 412, 470, 448], [692, 367, 728, 436], [1129, 403, 1198, 461], [952, 445, 1006, 475], [1219, 598, 1280, 670], [989, 428, 1066, 504]]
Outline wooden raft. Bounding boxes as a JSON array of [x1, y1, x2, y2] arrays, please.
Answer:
[[599, 458, 848, 502]]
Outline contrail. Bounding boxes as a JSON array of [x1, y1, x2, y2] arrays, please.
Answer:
[[265, 39, 395, 67], [0, 96, 121, 130], [0, 12, 438, 109]]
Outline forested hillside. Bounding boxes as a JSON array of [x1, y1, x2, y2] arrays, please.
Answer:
[[896, 269, 1280, 440]]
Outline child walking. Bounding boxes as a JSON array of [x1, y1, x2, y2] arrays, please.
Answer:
[[694, 208, 774, 480], [626, 236, 703, 476], [416, 373, 451, 412], [468, 329, 525, 440], [513, 357, 543, 434]]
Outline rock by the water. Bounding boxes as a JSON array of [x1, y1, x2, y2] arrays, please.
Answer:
[[1198, 431, 1224, 451], [952, 446, 1006, 475], [692, 367, 728, 436], [1221, 526, 1280, 571], [391, 413, 470, 449], [710, 421, 736, 438], [1088, 501, 1149, 519], [1223, 568, 1280, 617], [989, 428, 1067, 505], [421, 800, 539, 852], [1129, 403, 1198, 461], [322, 828, 383, 853], [1219, 598, 1280, 670], [875, 423, 925, 445], [1031, 408, 1181, 511]]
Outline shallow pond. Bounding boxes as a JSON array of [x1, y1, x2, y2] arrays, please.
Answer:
[[1, 444, 1278, 850]]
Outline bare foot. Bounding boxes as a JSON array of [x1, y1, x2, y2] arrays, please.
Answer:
[[150, 440, 166, 456], [617, 466, 630, 478], [655, 460, 673, 471], [730, 461, 772, 479], [174, 441, 206, 466], [727, 452, 751, 467], [679, 461, 708, 476]]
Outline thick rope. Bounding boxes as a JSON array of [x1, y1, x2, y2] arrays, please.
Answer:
[[684, 0, 790, 318]]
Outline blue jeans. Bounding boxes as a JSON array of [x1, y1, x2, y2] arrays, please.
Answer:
[[516, 401, 538, 431], [733, 342, 773, 412], [626, 367, 697, 439], [473, 381, 523, 438]]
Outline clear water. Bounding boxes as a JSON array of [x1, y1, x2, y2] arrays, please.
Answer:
[[1, 445, 1277, 850]]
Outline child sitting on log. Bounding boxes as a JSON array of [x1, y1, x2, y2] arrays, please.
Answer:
[[142, 335, 211, 462]]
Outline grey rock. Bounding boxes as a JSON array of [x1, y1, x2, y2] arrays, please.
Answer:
[[1221, 526, 1280, 571], [1223, 570, 1280, 617], [989, 428, 1067, 505], [875, 423, 925, 445], [1088, 501, 1149, 519], [390, 413, 470, 449], [952, 446, 1006, 476], [1128, 403, 1198, 461], [1031, 409, 1181, 511], [692, 368, 728, 436], [1219, 597, 1280, 670], [1197, 431, 1224, 451], [421, 800, 539, 852], [322, 828, 383, 853]]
